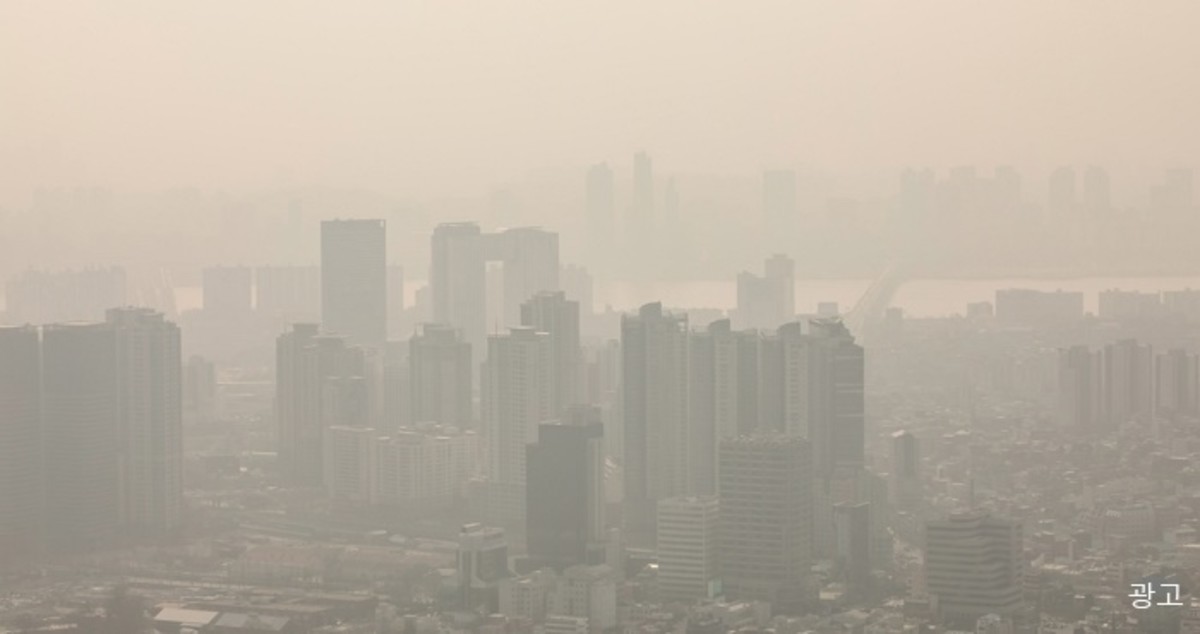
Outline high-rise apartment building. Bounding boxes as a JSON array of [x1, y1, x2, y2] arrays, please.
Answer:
[[522, 291, 581, 415], [622, 302, 689, 548], [409, 323, 473, 427], [483, 327, 554, 527], [109, 307, 183, 536], [321, 219, 387, 347], [718, 435, 813, 612], [42, 323, 121, 554], [656, 496, 721, 603], [276, 324, 366, 487], [0, 326, 43, 565]]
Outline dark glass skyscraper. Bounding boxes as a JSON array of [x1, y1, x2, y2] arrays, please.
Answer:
[[525, 406, 605, 571]]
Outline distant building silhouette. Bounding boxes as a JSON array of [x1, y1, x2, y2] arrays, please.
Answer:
[[321, 219, 387, 347]]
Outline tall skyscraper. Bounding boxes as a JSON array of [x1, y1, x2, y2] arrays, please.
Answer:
[[585, 163, 615, 269], [622, 302, 689, 548], [276, 324, 366, 487], [409, 324, 473, 427], [788, 319, 865, 477], [483, 327, 553, 527], [521, 291, 581, 415], [718, 435, 813, 612], [656, 496, 721, 603], [526, 407, 606, 571], [42, 323, 120, 554], [0, 326, 43, 565], [925, 512, 1024, 627], [321, 219, 387, 347], [109, 307, 183, 536]]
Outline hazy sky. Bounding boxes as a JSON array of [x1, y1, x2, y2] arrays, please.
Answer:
[[2, 1, 1198, 208]]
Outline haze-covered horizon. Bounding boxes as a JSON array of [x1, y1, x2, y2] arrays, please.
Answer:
[[3, 1, 1199, 209]]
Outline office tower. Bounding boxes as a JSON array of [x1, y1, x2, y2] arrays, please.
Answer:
[[409, 324, 473, 427], [323, 425, 375, 504], [735, 255, 794, 331], [632, 151, 654, 230], [1102, 339, 1154, 427], [924, 512, 1024, 627], [1082, 166, 1111, 211], [718, 435, 813, 611], [183, 355, 217, 422], [4, 267, 127, 324], [458, 523, 512, 612], [109, 307, 183, 536], [522, 291, 582, 414], [585, 163, 615, 267], [526, 407, 606, 571], [890, 430, 923, 511], [656, 496, 721, 603], [373, 424, 480, 510], [42, 322, 120, 553], [1057, 346, 1102, 430], [483, 327, 553, 527], [498, 227, 561, 327], [833, 502, 872, 590], [1048, 166, 1077, 212], [1156, 348, 1199, 419], [622, 302, 690, 548], [276, 324, 365, 487], [321, 219, 387, 347], [0, 326, 42, 565], [202, 266, 253, 317], [763, 169, 798, 237], [387, 264, 405, 339], [255, 265, 320, 323]]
